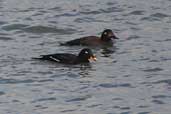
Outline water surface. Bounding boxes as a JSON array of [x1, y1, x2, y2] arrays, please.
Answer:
[[0, 0, 171, 114]]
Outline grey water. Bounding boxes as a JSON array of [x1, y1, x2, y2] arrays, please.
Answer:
[[0, 0, 171, 114]]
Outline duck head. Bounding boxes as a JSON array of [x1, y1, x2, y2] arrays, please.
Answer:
[[101, 29, 119, 42], [77, 48, 97, 63]]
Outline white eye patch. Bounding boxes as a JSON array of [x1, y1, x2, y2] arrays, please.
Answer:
[[104, 32, 107, 35], [85, 51, 88, 54]]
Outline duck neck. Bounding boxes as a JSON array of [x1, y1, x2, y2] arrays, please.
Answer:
[[75, 56, 89, 63], [101, 36, 112, 42]]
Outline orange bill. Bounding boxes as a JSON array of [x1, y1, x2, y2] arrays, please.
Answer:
[[89, 55, 97, 61]]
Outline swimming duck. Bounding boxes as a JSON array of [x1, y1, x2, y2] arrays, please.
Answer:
[[33, 48, 97, 64], [60, 29, 119, 46]]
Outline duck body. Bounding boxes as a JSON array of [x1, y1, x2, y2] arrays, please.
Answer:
[[33, 48, 97, 64], [37, 53, 78, 64], [62, 36, 112, 46], [61, 29, 118, 46]]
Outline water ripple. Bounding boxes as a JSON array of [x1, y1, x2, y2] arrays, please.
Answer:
[[55, 12, 79, 17], [34, 105, 48, 109], [0, 91, 5, 96], [2, 24, 28, 31], [106, 1, 117, 6], [0, 36, 13, 41], [98, 83, 132, 88], [126, 35, 140, 40], [0, 78, 35, 84], [23, 26, 77, 34], [100, 7, 124, 13], [138, 112, 150, 114], [74, 17, 106, 23], [142, 67, 163, 72], [87, 104, 102, 108], [152, 95, 171, 98], [141, 12, 170, 21], [120, 111, 131, 114], [153, 79, 171, 85], [128, 10, 145, 15], [0, 21, 6, 25], [152, 99, 165, 104], [66, 95, 91, 102], [79, 10, 101, 15], [48, 6, 62, 11], [37, 79, 54, 82], [32, 97, 56, 103], [150, 13, 170, 18], [61, 109, 76, 113]]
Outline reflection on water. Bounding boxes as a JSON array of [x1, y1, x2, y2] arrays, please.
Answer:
[[101, 47, 117, 57], [0, 0, 171, 114]]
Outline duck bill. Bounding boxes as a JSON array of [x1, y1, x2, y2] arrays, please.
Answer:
[[108, 32, 119, 39], [114, 36, 119, 39], [111, 36, 119, 39], [88, 55, 97, 61]]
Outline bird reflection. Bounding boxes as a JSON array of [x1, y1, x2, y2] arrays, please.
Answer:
[[101, 46, 117, 57]]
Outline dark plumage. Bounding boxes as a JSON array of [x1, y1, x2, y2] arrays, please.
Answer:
[[60, 29, 119, 46], [33, 48, 97, 64]]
